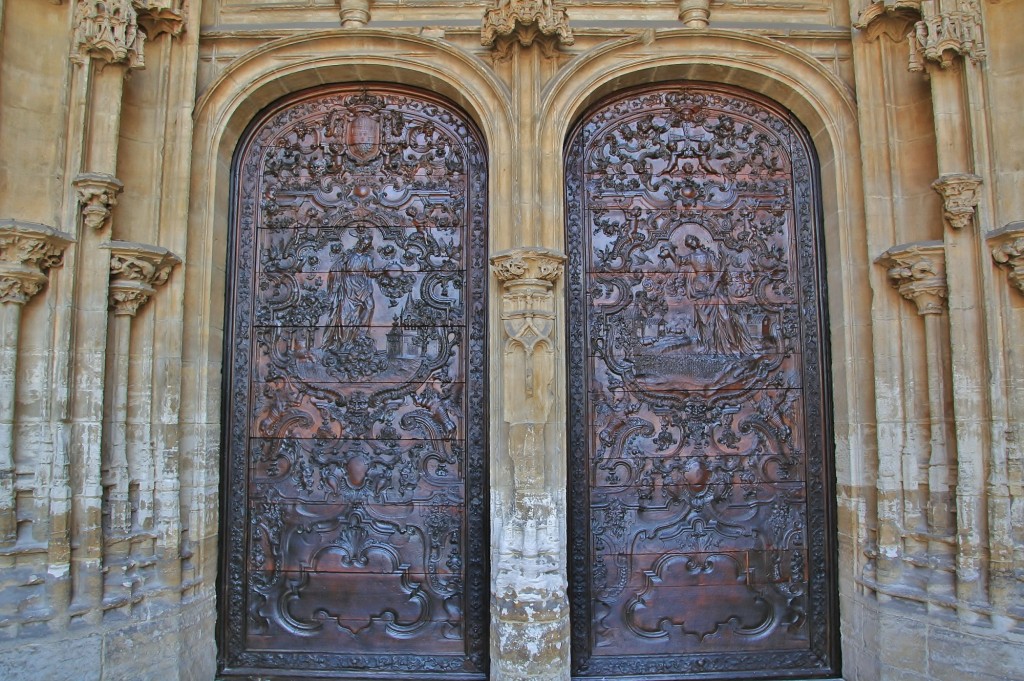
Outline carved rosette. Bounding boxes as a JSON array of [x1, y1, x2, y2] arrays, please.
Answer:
[[481, 0, 574, 47], [72, 0, 146, 68], [339, 0, 370, 27], [102, 240, 180, 316], [988, 222, 1024, 295], [908, 0, 986, 71], [877, 240, 948, 315], [73, 173, 124, 231], [0, 221, 74, 305], [932, 172, 982, 231]]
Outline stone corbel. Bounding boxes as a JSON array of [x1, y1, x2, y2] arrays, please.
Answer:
[[877, 240, 948, 315], [0, 221, 74, 305], [854, 0, 922, 41], [133, 0, 188, 38], [339, 0, 371, 27], [988, 222, 1024, 295], [481, 0, 574, 48], [73, 173, 124, 232], [102, 240, 180, 316], [931, 172, 982, 231], [908, 0, 986, 71], [71, 0, 146, 68], [678, 0, 710, 27]]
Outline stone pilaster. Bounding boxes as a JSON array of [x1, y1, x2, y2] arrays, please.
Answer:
[[490, 247, 569, 681], [0, 221, 74, 545]]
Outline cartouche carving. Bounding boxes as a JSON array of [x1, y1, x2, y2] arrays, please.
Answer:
[[931, 172, 982, 231], [102, 241, 180, 316], [481, 0, 574, 47], [988, 222, 1024, 295], [0, 221, 74, 305], [339, 0, 370, 27], [72, 0, 145, 67], [73, 173, 124, 231], [877, 240, 948, 315], [908, 0, 986, 71]]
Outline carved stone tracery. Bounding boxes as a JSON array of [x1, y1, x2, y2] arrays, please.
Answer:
[[988, 222, 1024, 295], [73, 173, 124, 232], [877, 241, 948, 315], [72, 0, 145, 67], [102, 241, 180, 316], [908, 0, 986, 71], [0, 221, 74, 305], [481, 0, 574, 47], [931, 172, 982, 231]]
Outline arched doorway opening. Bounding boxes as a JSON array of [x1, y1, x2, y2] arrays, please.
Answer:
[[218, 83, 490, 679], [565, 82, 839, 679]]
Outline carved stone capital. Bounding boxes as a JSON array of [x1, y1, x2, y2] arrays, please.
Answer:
[[339, 0, 370, 27], [908, 0, 986, 71], [877, 240, 948, 315], [854, 0, 922, 41], [73, 173, 124, 231], [133, 0, 187, 38], [931, 172, 982, 231], [678, 0, 710, 27], [0, 220, 74, 305], [481, 0, 574, 48], [102, 240, 180, 316], [988, 222, 1024, 296], [72, 0, 146, 68]]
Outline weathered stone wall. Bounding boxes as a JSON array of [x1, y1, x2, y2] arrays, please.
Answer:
[[0, 0, 1020, 679]]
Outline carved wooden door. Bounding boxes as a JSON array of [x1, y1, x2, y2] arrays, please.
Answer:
[[219, 85, 488, 679], [565, 84, 839, 679]]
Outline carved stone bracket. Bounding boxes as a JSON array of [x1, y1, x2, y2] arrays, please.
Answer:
[[72, 0, 146, 68], [0, 220, 74, 305], [133, 0, 188, 38], [339, 0, 370, 27], [678, 0, 710, 27], [73, 173, 124, 231], [481, 0, 574, 48], [988, 221, 1024, 295], [854, 0, 922, 41], [908, 0, 986, 71], [102, 240, 180, 316], [877, 240, 948, 315], [932, 172, 982, 230]]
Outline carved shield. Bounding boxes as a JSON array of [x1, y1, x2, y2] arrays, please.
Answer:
[[346, 111, 380, 162]]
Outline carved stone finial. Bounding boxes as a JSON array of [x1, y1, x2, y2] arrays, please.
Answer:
[[339, 0, 370, 27], [931, 172, 982, 231], [0, 221, 74, 305], [988, 222, 1024, 296], [72, 0, 146, 68], [73, 173, 124, 231], [908, 0, 986, 71], [877, 240, 948, 315], [481, 0, 574, 48], [102, 240, 181, 316], [678, 0, 710, 27], [133, 0, 188, 38], [854, 0, 922, 41]]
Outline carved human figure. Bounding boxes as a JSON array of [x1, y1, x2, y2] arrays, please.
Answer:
[[676, 233, 755, 355], [324, 231, 377, 349]]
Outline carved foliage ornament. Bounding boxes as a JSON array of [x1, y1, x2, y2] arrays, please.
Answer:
[[103, 240, 180, 316], [72, 0, 145, 67], [877, 240, 948, 315], [0, 220, 74, 305], [908, 0, 986, 71], [988, 222, 1024, 296], [932, 172, 982, 231], [73, 173, 124, 231], [481, 0, 574, 47]]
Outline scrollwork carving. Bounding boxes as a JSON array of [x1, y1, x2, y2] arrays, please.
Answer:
[[877, 240, 948, 315], [72, 0, 145, 67], [988, 222, 1024, 295], [73, 173, 124, 231], [102, 240, 180, 317], [0, 220, 74, 305], [481, 0, 574, 47], [932, 172, 982, 231]]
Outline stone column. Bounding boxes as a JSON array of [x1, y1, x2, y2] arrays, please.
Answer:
[[99, 241, 179, 611], [490, 248, 568, 681], [0, 221, 73, 545], [339, 0, 371, 27], [877, 240, 956, 607]]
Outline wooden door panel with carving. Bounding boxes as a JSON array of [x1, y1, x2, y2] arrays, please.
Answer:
[[566, 84, 838, 679], [220, 85, 488, 679]]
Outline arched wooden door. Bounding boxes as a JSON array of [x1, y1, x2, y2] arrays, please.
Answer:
[[565, 84, 839, 679], [219, 85, 489, 679]]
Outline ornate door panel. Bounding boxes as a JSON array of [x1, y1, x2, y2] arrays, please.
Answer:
[[220, 85, 488, 679], [566, 84, 838, 679]]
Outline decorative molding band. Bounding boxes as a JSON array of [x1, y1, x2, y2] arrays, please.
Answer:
[[0, 220, 75, 305], [931, 172, 982, 231], [988, 221, 1024, 295], [678, 0, 710, 27], [73, 173, 124, 232], [133, 0, 188, 38], [481, 0, 574, 47], [854, 0, 922, 41], [102, 240, 181, 316], [339, 0, 371, 27], [72, 0, 146, 68], [908, 0, 986, 71], [877, 240, 948, 315]]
